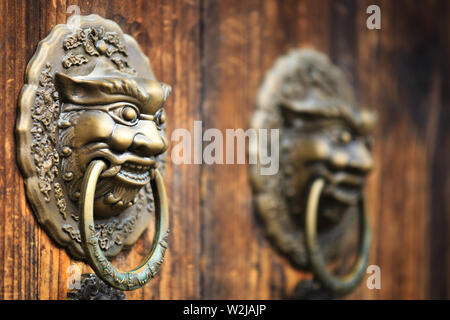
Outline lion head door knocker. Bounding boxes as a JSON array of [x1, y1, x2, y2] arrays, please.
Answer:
[[17, 15, 171, 291], [250, 49, 376, 298]]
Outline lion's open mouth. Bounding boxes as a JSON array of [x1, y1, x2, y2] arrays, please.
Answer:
[[115, 161, 153, 186], [330, 181, 363, 205], [311, 166, 365, 205], [84, 146, 157, 186]]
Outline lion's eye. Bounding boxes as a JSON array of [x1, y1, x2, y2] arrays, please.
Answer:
[[154, 109, 166, 127], [122, 106, 138, 122], [109, 104, 140, 125], [339, 130, 352, 144], [329, 127, 352, 144]]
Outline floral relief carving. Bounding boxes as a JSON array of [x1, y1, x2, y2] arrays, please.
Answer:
[[62, 26, 134, 74], [30, 63, 60, 202]]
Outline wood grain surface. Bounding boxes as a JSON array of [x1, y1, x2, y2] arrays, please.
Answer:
[[0, 0, 448, 299]]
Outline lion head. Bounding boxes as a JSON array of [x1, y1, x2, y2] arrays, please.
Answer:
[[55, 60, 170, 218], [277, 50, 376, 228], [250, 49, 377, 267]]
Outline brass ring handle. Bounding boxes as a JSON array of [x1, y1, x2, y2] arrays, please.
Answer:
[[305, 178, 371, 295], [80, 160, 169, 291]]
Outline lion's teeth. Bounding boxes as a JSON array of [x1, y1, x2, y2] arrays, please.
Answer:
[[114, 162, 152, 184], [101, 165, 121, 178], [105, 193, 118, 204]]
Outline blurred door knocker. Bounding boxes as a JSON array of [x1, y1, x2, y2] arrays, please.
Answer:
[[17, 14, 171, 291], [250, 49, 376, 298]]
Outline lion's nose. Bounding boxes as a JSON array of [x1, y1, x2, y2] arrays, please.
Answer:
[[330, 140, 373, 175], [130, 133, 167, 157], [346, 141, 374, 174]]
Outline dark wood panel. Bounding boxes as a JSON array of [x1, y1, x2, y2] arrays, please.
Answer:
[[349, 0, 449, 299]]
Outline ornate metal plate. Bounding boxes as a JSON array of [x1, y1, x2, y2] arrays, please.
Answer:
[[17, 14, 168, 260]]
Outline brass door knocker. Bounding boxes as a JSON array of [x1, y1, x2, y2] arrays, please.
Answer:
[[17, 14, 171, 291], [81, 160, 168, 290], [250, 49, 376, 298]]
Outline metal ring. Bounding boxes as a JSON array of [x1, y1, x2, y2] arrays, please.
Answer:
[[305, 178, 371, 294], [80, 160, 169, 291]]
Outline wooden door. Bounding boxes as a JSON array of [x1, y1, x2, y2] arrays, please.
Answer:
[[0, 0, 448, 299]]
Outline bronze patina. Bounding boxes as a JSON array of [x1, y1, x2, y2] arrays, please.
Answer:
[[17, 14, 170, 290], [250, 49, 376, 297]]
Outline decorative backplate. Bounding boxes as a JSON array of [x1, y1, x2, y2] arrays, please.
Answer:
[[250, 49, 376, 269], [17, 15, 169, 260]]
